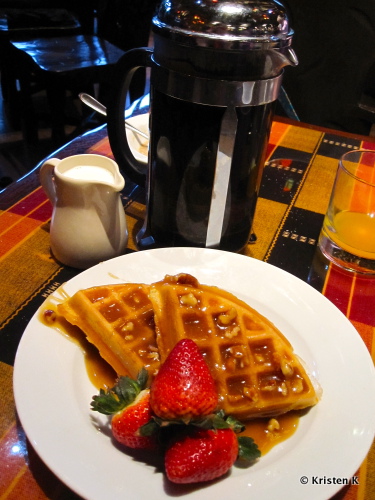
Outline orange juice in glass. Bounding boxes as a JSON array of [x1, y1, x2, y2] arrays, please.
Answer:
[[318, 149, 375, 273]]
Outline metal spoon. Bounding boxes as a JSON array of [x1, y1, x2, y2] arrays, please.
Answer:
[[78, 93, 149, 140]]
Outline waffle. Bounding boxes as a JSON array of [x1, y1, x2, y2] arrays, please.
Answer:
[[149, 274, 320, 420], [57, 283, 160, 380]]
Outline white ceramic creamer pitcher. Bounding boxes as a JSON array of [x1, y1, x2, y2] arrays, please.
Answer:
[[40, 154, 128, 269]]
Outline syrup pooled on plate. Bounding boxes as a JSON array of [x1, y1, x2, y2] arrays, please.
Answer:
[[40, 300, 117, 390]]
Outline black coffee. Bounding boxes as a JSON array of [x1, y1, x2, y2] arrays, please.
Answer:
[[137, 90, 274, 252]]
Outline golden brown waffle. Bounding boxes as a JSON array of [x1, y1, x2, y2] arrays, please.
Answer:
[[149, 274, 320, 420], [57, 283, 160, 380]]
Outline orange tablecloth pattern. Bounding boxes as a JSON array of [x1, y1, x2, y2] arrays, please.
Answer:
[[0, 119, 374, 500]]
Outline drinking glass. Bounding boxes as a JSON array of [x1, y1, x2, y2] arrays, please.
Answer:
[[318, 149, 375, 273]]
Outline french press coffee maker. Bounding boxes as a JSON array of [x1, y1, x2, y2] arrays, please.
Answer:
[[107, 0, 297, 252]]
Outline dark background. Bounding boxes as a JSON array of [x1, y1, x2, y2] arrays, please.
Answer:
[[281, 0, 375, 136]]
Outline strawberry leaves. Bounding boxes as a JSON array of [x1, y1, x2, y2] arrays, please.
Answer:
[[237, 436, 261, 462], [91, 367, 148, 415], [138, 407, 261, 464]]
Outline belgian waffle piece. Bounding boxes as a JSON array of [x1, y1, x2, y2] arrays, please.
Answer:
[[149, 274, 320, 420], [57, 283, 160, 380]]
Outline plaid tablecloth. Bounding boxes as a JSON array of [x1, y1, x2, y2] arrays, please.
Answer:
[[0, 118, 374, 499]]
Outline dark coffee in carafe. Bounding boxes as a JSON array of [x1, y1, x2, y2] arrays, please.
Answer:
[[107, 0, 297, 252], [148, 92, 274, 251]]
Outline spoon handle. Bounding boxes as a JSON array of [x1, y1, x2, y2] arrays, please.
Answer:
[[124, 120, 149, 140], [79, 93, 149, 140], [79, 92, 107, 116]]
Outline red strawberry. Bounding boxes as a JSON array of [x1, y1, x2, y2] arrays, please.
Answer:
[[110, 389, 156, 449], [150, 339, 218, 421], [165, 428, 238, 484], [91, 368, 157, 450]]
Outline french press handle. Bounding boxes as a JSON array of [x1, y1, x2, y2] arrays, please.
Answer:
[[107, 48, 153, 187]]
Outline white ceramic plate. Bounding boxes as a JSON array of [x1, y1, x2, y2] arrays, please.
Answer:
[[13, 248, 375, 500], [126, 113, 148, 164]]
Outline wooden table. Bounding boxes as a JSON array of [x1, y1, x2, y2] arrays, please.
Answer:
[[0, 117, 374, 500]]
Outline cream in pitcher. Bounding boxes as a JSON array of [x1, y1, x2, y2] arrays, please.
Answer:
[[40, 154, 128, 269]]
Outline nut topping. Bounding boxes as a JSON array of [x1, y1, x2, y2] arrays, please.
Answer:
[[243, 386, 258, 402], [180, 293, 198, 306], [280, 382, 288, 396], [281, 359, 294, 377], [261, 385, 277, 392], [293, 378, 304, 393], [218, 307, 237, 325], [147, 351, 160, 361], [224, 326, 240, 339], [121, 321, 134, 332], [267, 418, 280, 432]]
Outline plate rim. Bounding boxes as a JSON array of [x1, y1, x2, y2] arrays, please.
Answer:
[[13, 247, 375, 500]]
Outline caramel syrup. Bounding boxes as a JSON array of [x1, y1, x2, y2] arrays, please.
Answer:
[[241, 412, 299, 455], [39, 299, 117, 390], [41, 302, 299, 455]]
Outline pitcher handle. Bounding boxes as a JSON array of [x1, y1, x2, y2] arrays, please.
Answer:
[[40, 158, 60, 204], [107, 48, 153, 187]]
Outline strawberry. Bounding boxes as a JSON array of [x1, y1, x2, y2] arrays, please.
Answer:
[[91, 368, 158, 450], [164, 415, 261, 484], [165, 428, 238, 484], [150, 339, 218, 422]]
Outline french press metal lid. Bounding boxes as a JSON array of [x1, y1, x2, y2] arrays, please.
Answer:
[[152, 0, 297, 78]]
